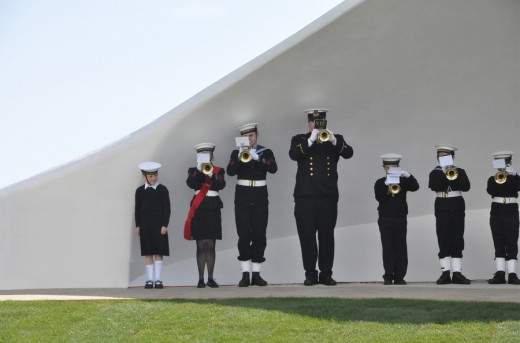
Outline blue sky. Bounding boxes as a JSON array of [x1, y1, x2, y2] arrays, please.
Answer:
[[0, 0, 344, 189]]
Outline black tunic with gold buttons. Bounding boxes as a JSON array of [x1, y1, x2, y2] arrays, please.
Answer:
[[289, 132, 353, 197]]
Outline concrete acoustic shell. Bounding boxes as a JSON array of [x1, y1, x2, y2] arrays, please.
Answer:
[[0, 0, 519, 290]]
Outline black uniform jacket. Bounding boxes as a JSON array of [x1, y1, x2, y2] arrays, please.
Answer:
[[428, 166, 470, 211], [375, 175, 420, 218], [487, 173, 520, 216], [289, 133, 353, 198], [227, 145, 278, 202], [186, 167, 226, 210], [135, 184, 171, 228]]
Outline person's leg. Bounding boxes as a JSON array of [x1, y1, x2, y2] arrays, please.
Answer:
[[205, 239, 219, 288], [196, 240, 207, 287]]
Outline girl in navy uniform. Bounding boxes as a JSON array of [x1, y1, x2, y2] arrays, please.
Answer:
[[185, 143, 226, 288], [135, 162, 171, 289]]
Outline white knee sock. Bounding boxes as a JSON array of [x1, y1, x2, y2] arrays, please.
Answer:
[[155, 260, 163, 281], [146, 264, 154, 281], [252, 262, 261, 273], [241, 260, 251, 273], [495, 257, 506, 271]]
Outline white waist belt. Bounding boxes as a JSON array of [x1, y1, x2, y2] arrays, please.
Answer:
[[436, 191, 462, 198], [237, 179, 266, 187], [493, 197, 517, 204], [195, 190, 219, 197]]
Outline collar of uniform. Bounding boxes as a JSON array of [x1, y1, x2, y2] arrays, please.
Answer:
[[145, 183, 160, 190]]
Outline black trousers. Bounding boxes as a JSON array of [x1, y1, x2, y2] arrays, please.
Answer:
[[294, 196, 338, 279], [378, 217, 408, 282], [235, 200, 268, 263], [490, 214, 519, 260], [435, 210, 465, 258]]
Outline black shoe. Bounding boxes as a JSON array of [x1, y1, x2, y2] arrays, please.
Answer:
[[488, 271, 506, 284], [197, 279, 206, 288], [394, 280, 407, 285], [319, 276, 337, 286], [207, 279, 219, 288], [508, 273, 520, 285], [304, 277, 318, 286], [436, 271, 451, 285], [383, 280, 393, 285], [452, 272, 471, 284], [144, 280, 154, 289], [251, 272, 268, 286], [238, 272, 250, 287], [154, 280, 164, 289]]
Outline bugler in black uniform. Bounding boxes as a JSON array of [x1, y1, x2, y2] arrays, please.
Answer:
[[428, 145, 471, 285], [486, 151, 520, 285], [374, 154, 419, 285], [227, 123, 278, 287], [289, 109, 353, 286]]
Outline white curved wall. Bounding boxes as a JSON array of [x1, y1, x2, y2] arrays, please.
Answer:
[[0, 0, 518, 290]]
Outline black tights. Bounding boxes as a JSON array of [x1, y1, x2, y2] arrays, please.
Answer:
[[196, 239, 216, 280]]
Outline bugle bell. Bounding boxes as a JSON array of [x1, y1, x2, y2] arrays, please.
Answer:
[[445, 166, 458, 180], [201, 163, 213, 175], [317, 130, 330, 143], [494, 169, 507, 184], [388, 184, 401, 196], [239, 148, 252, 163]]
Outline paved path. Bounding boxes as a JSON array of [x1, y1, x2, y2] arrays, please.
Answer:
[[1, 281, 520, 303]]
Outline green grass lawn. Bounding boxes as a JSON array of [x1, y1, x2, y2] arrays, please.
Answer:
[[1, 298, 520, 342]]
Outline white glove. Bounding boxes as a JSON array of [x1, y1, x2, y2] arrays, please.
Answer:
[[197, 163, 202, 171], [327, 129, 337, 145], [206, 171, 213, 177], [506, 166, 517, 176], [400, 170, 411, 178], [249, 148, 259, 161], [384, 179, 390, 186], [308, 129, 319, 147]]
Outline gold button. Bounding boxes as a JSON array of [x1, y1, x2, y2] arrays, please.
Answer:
[[327, 156, 330, 160], [327, 173, 330, 176], [310, 157, 313, 160], [327, 162, 330, 165], [310, 173, 314, 176], [310, 167, 313, 171], [309, 162, 313, 165]]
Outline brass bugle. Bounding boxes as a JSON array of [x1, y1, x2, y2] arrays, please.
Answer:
[[201, 163, 213, 175], [445, 166, 458, 180], [317, 130, 330, 143], [494, 169, 507, 184], [388, 184, 401, 196], [239, 149, 252, 163]]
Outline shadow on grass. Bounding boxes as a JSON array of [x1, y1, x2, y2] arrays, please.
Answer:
[[161, 297, 520, 324]]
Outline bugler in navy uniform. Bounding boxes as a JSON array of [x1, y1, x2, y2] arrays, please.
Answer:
[[428, 145, 471, 285], [289, 109, 353, 286], [227, 123, 278, 287], [486, 151, 520, 285], [374, 154, 419, 285]]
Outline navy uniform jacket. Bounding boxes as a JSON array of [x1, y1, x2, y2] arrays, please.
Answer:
[[226, 145, 277, 202], [486, 174, 520, 216], [186, 167, 226, 210], [289, 133, 353, 198], [374, 175, 420, 218], [428, 166, 470, 212]]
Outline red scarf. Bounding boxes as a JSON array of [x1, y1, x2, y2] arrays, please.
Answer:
[[184, 167, 220, 240]]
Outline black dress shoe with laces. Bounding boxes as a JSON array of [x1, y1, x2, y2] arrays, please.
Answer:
[[394, 280, 407, 285], [197, 279, 206, 288], [144, 280, 154, 289], [251, 272, 268, 286], [451, 272, 471, 284], [154, 280, 164, 289], [206, 279, 219, 288], [488, 271, 506, 284], [319, 276, 337, 286], [238, 272, 250, 287], [383, 280, 393, 285], [303, 277, 318, 286], [436, 271, 451, 285], [508, 273, 520, 285]]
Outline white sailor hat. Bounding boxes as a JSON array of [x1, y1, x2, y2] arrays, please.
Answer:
[[435, 145, 457, 155], [193, 143, 216, 153], [138, 161, 161, 174], [304, 108, 328, 120], [380, 153, 402, 165], [238, 123, 258, 135], [492, 151, 513, 160]]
